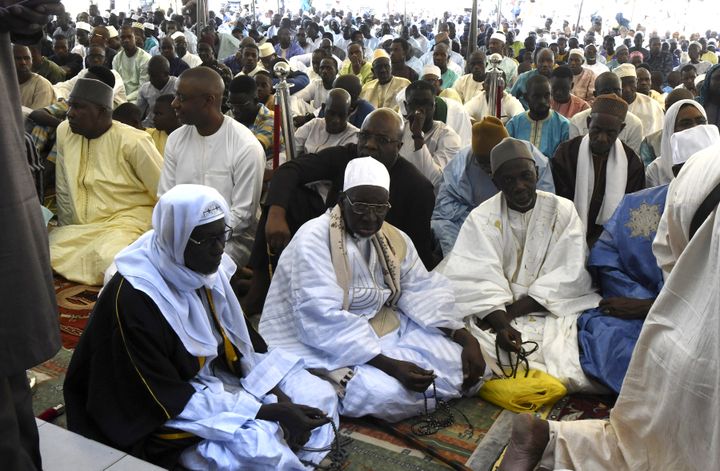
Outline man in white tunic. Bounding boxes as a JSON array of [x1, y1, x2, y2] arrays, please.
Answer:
[[400, 80, 462, 190], [499, 143, 720, 471], [159, 67, 265, 268], [439, 138, 601, 392], [260, 158, 489, 422], [295, 89, 359, 155], [615, 63, 665, 137]]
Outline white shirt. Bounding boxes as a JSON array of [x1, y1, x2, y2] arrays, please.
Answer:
[[569, 108, 644, 155], [628, 92, 665, 137], [294, 78, 332, 109], [400, 120, 462, 190], [159, 116, 265, 265], [181, 51, 203, 68], [464, 92, 525, 124], [452, 74, 485, 103], [294, 118, 359, 155], [54, 68, 127, 109], [583, 62, 609, 76]]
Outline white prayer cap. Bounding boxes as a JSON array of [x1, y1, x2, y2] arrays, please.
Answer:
[[568, 48, 585, 63], [343, 157, 390, 192], [76, 21, 92, 33], [490, 32, 506, 42], [171, 31, 186, 40], [106, 25, 118, 38], [143, 22, 156, 31], [671, 125, 720, 166], [422, 64, 441, 78], [614, 63, 637, 79], [130, 14, 140, 20], [259, 42, 275, 58]]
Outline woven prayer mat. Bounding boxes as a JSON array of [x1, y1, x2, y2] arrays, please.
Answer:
[[339, 396, 505, 470], [54, 275, 99, 349]]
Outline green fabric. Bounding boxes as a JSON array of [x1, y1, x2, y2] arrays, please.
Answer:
[[434, 96, 448, 123]]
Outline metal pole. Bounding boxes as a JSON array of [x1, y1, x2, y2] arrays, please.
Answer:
[[574, 0, 585, 38], [496, 0, 501, 30], [467, 0, 478, 59], [273, 62, 296, 163], [196, 0, 207, 31]]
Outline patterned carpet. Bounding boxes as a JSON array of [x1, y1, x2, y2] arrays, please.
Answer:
[[34, 275, 616, 470]]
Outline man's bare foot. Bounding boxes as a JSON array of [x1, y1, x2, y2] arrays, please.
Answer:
[[499, 413, 550, 471]]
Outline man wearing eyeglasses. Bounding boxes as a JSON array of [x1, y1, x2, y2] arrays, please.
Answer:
[[159, 67, 265, 269], [242, 108, 437, 315], [260, 158, 489, 422]]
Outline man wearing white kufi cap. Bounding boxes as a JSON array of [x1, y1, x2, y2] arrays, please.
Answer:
[[260, 157, 490, 422], [171, 31, 202, 68], [359, 49, 411, 111], [65, 185, 339, 470], [615, 62, 665, 136], [568, 48, 596, 104], [576, 123, 720, 396], [71, 21, 92, 60], [486, 31, 518, 88], [440, 138, 602, 393], [50, 78, 164, 285]]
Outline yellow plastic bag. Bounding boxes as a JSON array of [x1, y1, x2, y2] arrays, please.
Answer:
[[478, 370, 567, 413]]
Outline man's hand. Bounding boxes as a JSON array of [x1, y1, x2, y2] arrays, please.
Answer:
[[0, 0, 64, 35], [256, 403, 330, 450], [495, 324, 523, 353], [392, 359, 435, 392], [368, 354, 434, 392], [456, 330, 486, 389], [266, 205, 291, 255], [599, 297, 654, 320], [481, 311, 523, 353]]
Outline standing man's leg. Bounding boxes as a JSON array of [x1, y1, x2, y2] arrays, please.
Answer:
[[0, 373, 41, 471]]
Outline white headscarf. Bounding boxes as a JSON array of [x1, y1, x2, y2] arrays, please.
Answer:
[[114, 184, 253, 358], [650, 100, 708, 186], [653, 144, 720, 275]]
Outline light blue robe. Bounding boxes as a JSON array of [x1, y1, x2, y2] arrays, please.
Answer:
[[432, 145, 555, 256], [505, 110, 570, 159], [578, 185, 667, 394], [509, 69, 538, 109]]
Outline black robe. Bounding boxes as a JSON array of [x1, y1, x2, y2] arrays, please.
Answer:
[[65, 274, 205, 468], [552, 135, 646, 246]]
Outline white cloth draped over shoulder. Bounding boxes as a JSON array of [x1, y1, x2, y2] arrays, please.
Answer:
[[573, 134, 628, 228], [438, 191, 601, 391], [115, 185, 338, 470], [539, 143, 720, 471], [260, 212, 488, 422]]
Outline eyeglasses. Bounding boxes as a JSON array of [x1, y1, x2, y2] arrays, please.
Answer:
[[188, 225, 233, 246], [345, 195, 391, 216], [357, 131, 400, 146]]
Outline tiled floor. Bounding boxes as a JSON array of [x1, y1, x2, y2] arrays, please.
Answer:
[[36, 419, 164, 471]]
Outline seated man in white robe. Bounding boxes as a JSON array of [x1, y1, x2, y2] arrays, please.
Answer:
[[295, 88, 359, 156], [439, 138, 601, 392], [433, 118, 555, 256], [260, 158, 489, 422], [65, 185, 338, 470], [51, 78, 163, 285], [499, 142, 720, 471]]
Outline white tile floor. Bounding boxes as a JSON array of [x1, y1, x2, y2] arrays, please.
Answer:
[[36, 419, 164, 471]]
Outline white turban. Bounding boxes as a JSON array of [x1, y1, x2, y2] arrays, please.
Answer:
[[343, 157, 390, 192], [422, 64, 441, 78]]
